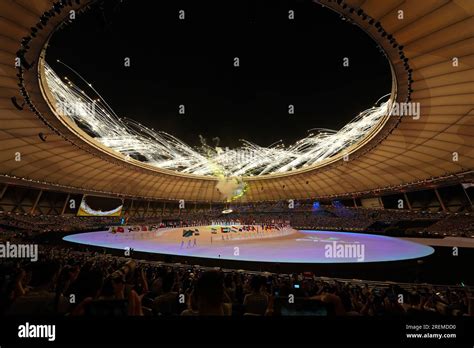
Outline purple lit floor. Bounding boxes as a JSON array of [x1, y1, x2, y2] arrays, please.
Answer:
[[63, 227, 434, 263]]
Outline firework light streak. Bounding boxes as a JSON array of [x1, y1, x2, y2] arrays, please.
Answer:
[[45, 63, 390, 178]]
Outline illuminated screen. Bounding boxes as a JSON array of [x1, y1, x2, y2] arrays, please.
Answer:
[[77, 195, 123, 217]]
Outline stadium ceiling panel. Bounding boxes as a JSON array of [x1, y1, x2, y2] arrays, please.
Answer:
[[0, 0, 472, 202]]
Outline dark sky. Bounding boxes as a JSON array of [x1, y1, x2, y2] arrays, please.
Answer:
[[46, 0, 391, 148]]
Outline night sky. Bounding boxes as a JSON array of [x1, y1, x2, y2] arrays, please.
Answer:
[[46, 0, 391, 148]]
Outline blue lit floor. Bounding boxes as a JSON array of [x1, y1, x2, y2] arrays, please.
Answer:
[[63, 228, 434, 264]]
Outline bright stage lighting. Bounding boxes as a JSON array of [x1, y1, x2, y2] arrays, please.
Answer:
[[45, 63, 390, 178]]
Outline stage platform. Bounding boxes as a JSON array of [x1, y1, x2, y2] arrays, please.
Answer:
[[63, 226, 434, 264]]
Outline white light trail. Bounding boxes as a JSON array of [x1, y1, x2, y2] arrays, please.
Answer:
[[45, 63, 390, 178]]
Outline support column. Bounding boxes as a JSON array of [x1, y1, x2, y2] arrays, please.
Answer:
[[461, 184, 473, 208], [353, 197, 357, 208], [403, 192, 412, 210], [61, 194, 70, 215], [30, 190, 43, 215], [144, 200, 150, 217], [0, 184, 8, 201], [378, 196, 385, 209], [434, 188, 447, 212]]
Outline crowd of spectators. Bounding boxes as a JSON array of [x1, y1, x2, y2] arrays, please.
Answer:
[[0, 214, 119, 233], [1, 204, 473, 317], [1, 246, 472, 317], [426, 215, 474, 236], [1, 205, 473, 237]]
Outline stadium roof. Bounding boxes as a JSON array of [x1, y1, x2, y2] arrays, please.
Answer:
[[0, 0, 473, 202]]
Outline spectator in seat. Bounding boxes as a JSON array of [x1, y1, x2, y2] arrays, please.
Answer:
[[152, 272, 178, 315], [7, 261, 68, 315], [193, 271, 227, 315], [243, 276, 268, 315]]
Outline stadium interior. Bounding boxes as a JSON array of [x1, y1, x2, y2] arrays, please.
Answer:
[[0, 1, 473, 342]]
